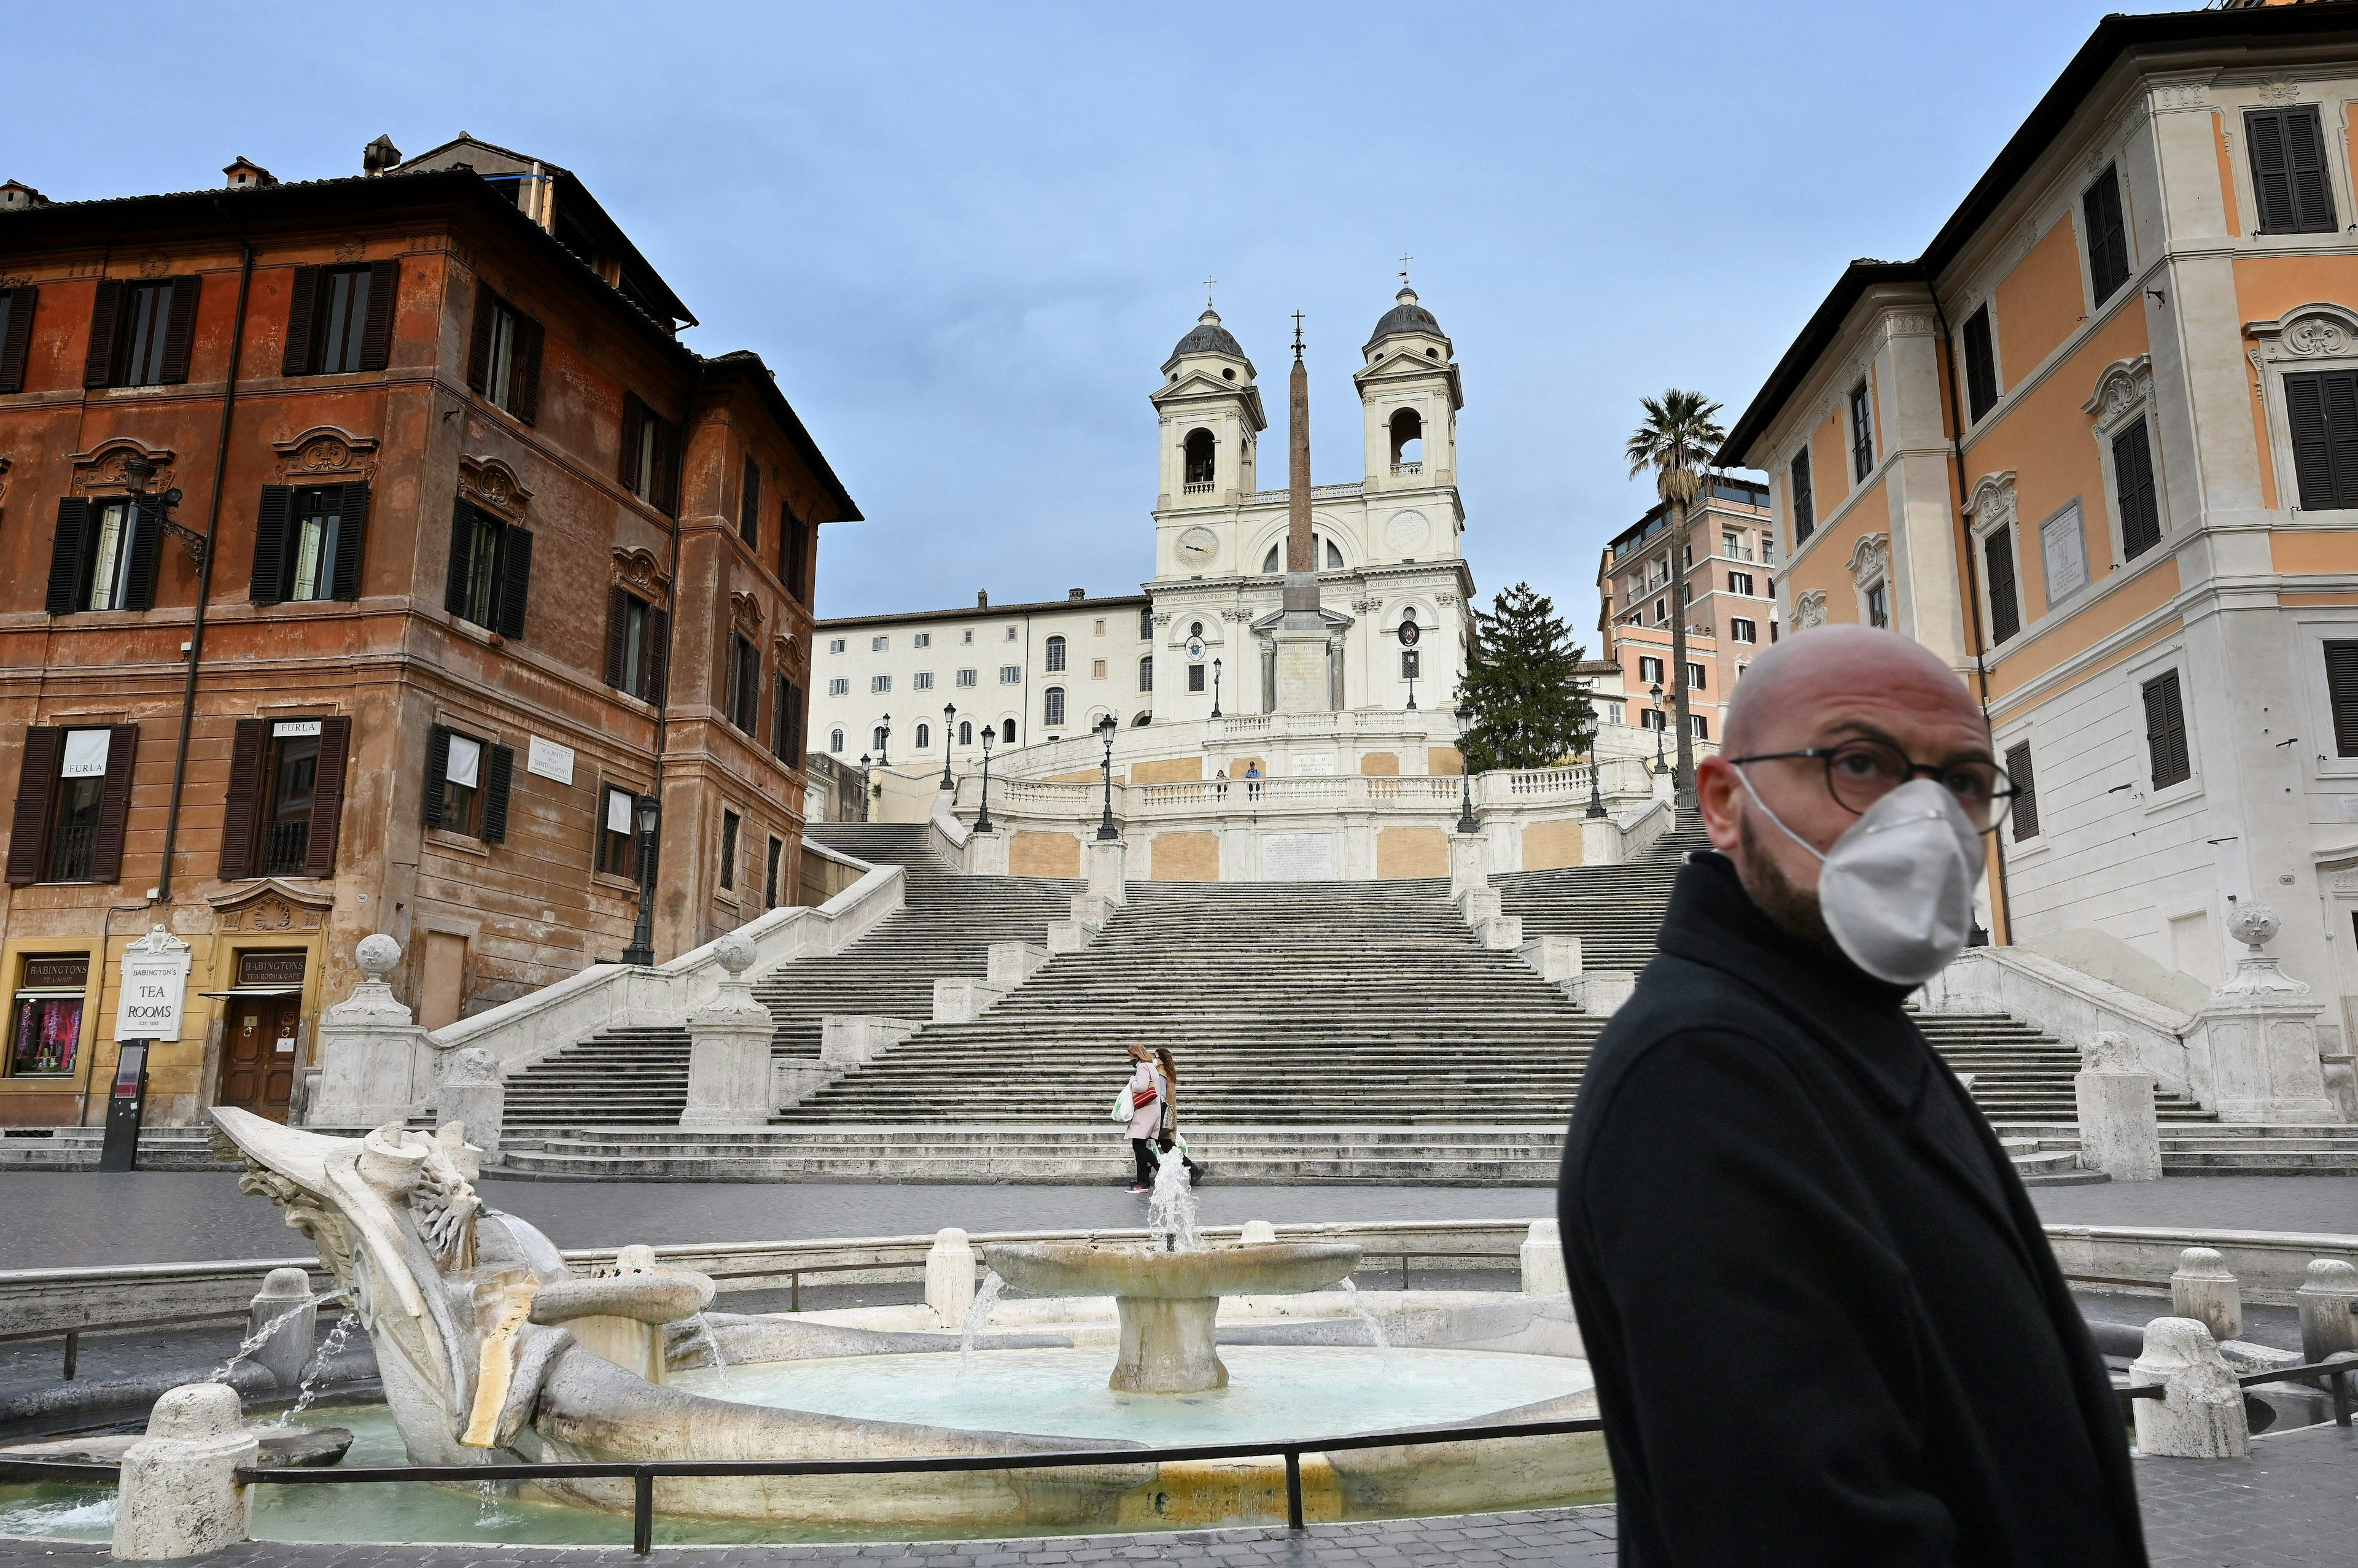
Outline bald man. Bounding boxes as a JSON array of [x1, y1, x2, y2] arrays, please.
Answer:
[[1557, 626, 2146, 1567]]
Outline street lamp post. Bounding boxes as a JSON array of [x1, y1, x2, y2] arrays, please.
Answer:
[[877, 715, 890, 769], [939, 702, 957, 791], [1094, 713, 1120, 841], [1648, 682, 1669, 777], [1585, 735, 1608, 820], [1453, 702, 1479, 836], [621, 791, 662, 966], [973, 728, 995, 834], [1210, 658, 1223, 720]]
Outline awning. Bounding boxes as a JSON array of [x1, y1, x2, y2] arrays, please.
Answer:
[[198, 987, 305, 999]]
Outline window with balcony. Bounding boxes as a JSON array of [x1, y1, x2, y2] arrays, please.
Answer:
[[216, 718, 350, 879], [5, 727, 136, 886]]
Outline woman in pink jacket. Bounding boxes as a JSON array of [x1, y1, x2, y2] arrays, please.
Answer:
[[1121, 1044, 1164, 1192]]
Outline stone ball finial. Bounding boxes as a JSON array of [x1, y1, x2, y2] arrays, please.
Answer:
[[355, 933, 402, 979], [2225, 903, 2279, 952], [712, 933, 757, 977], [146, 1382, 243, 1440], [2304, 1257, 2358, 1290]]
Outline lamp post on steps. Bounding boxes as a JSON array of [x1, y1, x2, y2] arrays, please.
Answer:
[[1649, 683, 1669, 776], [1586, 748, 1608, 820], [877, 715, 890, 770], [621, 791, 661, 966], [1094, 713, 1120, 842], [1210, 657, 1223, 720], [939, 702, 957, 791], [974, 726, 995, 834], [1453, 701, 1479, 836]]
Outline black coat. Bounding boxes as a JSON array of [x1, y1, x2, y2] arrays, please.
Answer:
[[1557, 852, 2146, 1567]]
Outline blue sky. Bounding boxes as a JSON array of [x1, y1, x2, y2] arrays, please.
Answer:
[[7, 1, 2144, 641]]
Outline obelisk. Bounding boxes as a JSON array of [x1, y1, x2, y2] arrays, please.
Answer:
[[1272, 314, 1331, 712]]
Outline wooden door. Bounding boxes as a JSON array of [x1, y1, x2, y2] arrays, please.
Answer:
[[217, 996, 300, 1120]]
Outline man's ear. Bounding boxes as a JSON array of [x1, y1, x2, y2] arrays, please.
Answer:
[[1695, 756, 1745, 854]]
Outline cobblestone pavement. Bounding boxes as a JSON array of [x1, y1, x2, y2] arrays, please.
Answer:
[[5, 1427, 2355, 1566]]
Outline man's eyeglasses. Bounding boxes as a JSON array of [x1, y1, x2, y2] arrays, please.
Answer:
[[1727, 738, 2018, 833]]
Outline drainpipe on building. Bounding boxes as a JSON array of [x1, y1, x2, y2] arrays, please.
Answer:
[[642, 419, 690, 960], [155, 209, 255, 905], [1931, 290, 2013, 945]]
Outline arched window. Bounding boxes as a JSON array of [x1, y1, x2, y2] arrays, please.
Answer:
[[1390, 408, 1423, 469], [1001, 718, 1016, 743], [1132, 711, 1151, 726], [1262, 535, 1347, 572], [1183, 429, 1216, 486], [958, 720, 973, 745], [915, 723, 930, 750], [1326, 537, 1344, 569], [1043, 687, 1067, 727], [1045, 635, 1067, 673], [829, 728, 844, 753], [1138, 655, 1154, 692], [871, 725, 888, 750]]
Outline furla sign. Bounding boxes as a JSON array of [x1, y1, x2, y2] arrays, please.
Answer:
[[115, 926, 193, 1042]]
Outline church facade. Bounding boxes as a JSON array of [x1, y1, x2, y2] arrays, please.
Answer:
[[809, 286, 1478, 765]]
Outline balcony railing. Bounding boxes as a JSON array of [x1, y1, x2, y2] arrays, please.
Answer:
[[259, 820, 313, 878], [1181, 481, 1215, 495], [43, 821, 96, 882], [1391, 461, 1422, 477]]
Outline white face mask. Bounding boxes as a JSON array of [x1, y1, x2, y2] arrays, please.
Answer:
[[1735, 773, 1986, 986]]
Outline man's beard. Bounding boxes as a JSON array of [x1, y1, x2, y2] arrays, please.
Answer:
[[1735, 808, 1846, 964]]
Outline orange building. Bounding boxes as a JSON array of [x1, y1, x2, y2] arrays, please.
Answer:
[[1722, 2, 2358, 1047], [0, 136, 858, 1127], [1594, 478, 1777, 748]]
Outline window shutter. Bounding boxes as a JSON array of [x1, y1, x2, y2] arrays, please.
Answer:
[[422, 725, 451, 829], [1983, 527, 2020, 644], [2328, 371, 2358, 510], [303, 716, 351, 877], [605, 587, 631, 689], [2290, 370, 2358, 510], [2329, 641, 2358, 758], [617, 393, 644, 488], [784, 680, 804, 766], [2250, 109, 2297, 231], [123, 496, 166, 611], [218, 719, 267, 880], [644, 607, 670, 705], [2285, 107, 2337, 232], [2006, 742, 2039, 841], [45, 499, 89, 616], [158, 276, 200, 384], [1963, 306, 1998, 421], [281, 266, 323, 376], [2143, 670, 2190, 790], [2082, 168, 2130, 304], [508, 316, 544, 424], [465, 283, 494, 392], [83, 280, 125, 387], [1790, 449, 1814, 543], [87, 724, 138, 883], [0, 285, 36, 394], [249, 485, 294, 604], [7, 728, 63, 885], [771, 676, 788, 760], [2114, 419, 2161, 558], [655, 417, 681, 516], [495, 526, 532, 638], [359, 260, 399, 371], [444, 502, 476, 618], [332, 480, 370, 601], [740, 457, 760, 546], [481, 743, 515, 844]]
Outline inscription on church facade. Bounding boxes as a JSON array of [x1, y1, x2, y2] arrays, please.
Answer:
[[1261, 832, 1334, 880]]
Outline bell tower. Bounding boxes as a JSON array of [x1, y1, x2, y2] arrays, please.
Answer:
[[1355, 278, 1462, 497], [1150, 298, 1266, 511]]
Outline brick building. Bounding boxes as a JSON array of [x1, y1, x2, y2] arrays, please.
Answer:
[[0, 134, 858, 1127], [1593, 478, 1778, 748]]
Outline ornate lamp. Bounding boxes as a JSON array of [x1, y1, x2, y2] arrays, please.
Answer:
[[877, 714, 890, 769], [621, 792, 662, 966], [974, 728, 996, 834], [1210, 657, 1223, 720], [1648, 683, 1668, 776], [1453, 701, 1479, 835], [1094, 713, 1121, 841], [939, 702, 957, 790]]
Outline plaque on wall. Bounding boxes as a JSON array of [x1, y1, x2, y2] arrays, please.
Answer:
[[237, 950, 309, 988], [21, 955, 90, 990], [1261, 832, 1334, 881]]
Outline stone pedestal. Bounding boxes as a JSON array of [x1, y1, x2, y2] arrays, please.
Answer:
[[774, 1059, 839, 1108], [1070, 893, 1118, 929], [966, 829, 1008, 875], [308, 934, 430, 1128], [2129, 1317, 2249, 1459], [681, 936, 775, 1126], [819, 1014, 920, 1068], [2170, 1248, 2243, 1343], [987, 941, 1049, 989], [114, 1384, 258, 1560], [1272, 620, 1331, 715], [1449, 831, 1491, 906], [2296, 1259, 2358, 1363], [1113, 1295, 1228, 1392], [1519, 935, 1583, 984], [933, 977, 1008, 1024], [926, 1227, 978, 1327], [1520, 1219, 1568, 1297], [1458, 888, 1503, 925], [433, 1046, 505, 1163], [2074, 1032, 2162, 1182], [1086, 839, 1128, 905], [2183, 907, 2342, 1122], [247, 1267, 317, 1393], [1566, 970, 1636, 1015], [1477, 915, 1524, 951]]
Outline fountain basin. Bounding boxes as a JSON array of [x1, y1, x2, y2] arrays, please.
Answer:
[[982, 1241, 1358, 1393]]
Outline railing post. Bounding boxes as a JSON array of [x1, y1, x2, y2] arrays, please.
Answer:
[[2335, 1363, 2353, 1428], [63, 1331, 77, 1381], [632, 1467, 654, 1554], [1284, 1448, 1305, 1531]]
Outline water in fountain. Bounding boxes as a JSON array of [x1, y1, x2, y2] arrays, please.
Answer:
[[959, 1270, 1007, 1373], [277, 1308, 359, 1424], [1146, 1156, 1199, 1252], [206, 1288, 346, 1384], [1339, 1278, 1397, 1372], [685, 1313, 731, 1388]]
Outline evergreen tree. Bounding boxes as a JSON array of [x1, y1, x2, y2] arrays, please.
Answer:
[[1456, 582, 1596, 774]]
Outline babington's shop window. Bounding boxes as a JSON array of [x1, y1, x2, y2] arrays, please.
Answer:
[[9, 954, 88, 1077]]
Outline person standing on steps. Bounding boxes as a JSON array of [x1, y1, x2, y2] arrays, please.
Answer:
[[1154, 1047, 1207, 1186], [1557, 626, 2144, 1567], [1118, 1044, 1164, 1192]]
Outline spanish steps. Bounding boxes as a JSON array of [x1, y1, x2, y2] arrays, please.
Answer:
[[483, 818, 2233, 1183]]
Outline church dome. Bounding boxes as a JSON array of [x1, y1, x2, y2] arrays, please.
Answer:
[[1365, 285, 1447, 352], [1168, 306, 1245, 363]]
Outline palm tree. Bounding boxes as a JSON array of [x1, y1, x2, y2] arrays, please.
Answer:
[[1625, 390, 1726, 817]]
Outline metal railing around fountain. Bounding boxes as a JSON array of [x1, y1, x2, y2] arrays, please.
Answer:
[[1, 1415, 1608, 1552]]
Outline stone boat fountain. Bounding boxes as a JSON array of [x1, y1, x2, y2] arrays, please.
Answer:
[[206, 1106, 1603, 1534]]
